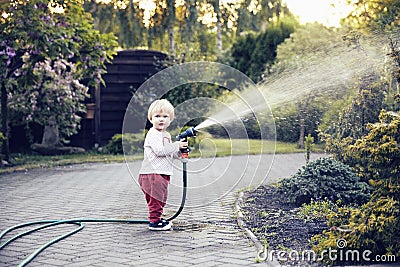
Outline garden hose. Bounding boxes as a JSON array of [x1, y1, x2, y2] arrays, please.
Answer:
[[0, 161, 188, 267]]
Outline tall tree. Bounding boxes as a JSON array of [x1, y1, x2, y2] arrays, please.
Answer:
[[271, 23, 349, 146], [212, 0, 222, 56], [230, 16, 297, 82], [343, 0, 400, 32], [83, 0, 293, 61], [343, 0, 399, 111], [236, 0, 291, 33], [166, 0, 176, 56]]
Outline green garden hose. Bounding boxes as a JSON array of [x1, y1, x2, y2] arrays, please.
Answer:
[[0, 161, 188, 267]]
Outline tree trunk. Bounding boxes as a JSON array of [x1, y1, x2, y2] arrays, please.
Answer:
[[298, 116, 305, 149], [168, 25, 175, 57], [167, 0, 176, 57], [147, 28, 152, 48], [1, 80, 10, 161], [214, 0, 222, 55]]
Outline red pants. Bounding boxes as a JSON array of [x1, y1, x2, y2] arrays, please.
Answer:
[[138, 173, 170, 223]]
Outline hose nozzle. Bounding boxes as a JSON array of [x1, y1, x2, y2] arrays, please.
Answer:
[[177, 127, 197, 159], [177, 127, 197, 141]]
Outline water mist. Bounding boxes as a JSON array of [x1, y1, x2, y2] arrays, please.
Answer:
[[195, 33, 387, 132]]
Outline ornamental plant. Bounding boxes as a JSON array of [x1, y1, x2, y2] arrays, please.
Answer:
[[345, 110, 400, 197], [0, 0, 117, 159], [311, 197, 399, 265], [278, 157, 371, 206], [105, 133, 144, 155], [9, 58, 88, 138], [311, 110, 400, 263]]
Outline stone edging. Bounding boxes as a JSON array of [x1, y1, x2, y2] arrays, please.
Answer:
[[235, 191, 264, 252]]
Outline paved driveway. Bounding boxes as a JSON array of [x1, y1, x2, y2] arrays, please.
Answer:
[[0, 153, 324, 266]]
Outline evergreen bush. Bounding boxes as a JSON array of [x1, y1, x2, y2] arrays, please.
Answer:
[[312, 111, 400, 262], [278, 157, 371, 206], [311, 197, 399, 264]]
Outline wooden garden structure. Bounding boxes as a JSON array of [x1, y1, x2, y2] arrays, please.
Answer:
[[69, 49, 167, 149]]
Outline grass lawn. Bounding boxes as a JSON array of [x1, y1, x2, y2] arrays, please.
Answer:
[[0, 139, 324, 174], [189, 138, 323, 157]]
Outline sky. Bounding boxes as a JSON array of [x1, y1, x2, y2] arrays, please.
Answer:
[[283, 0, 354, 27]]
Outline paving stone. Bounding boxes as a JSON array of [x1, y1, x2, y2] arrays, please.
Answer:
[[0, 154, 323, 266]]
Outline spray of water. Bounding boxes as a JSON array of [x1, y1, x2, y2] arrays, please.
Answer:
[[122, 33, 395, 208], [195, 34, 386, 131]]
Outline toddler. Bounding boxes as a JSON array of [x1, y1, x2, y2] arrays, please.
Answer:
[[138, 99, 187, 231]]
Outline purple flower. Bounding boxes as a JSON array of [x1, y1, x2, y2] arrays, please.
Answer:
[[7, 47, 15, 57], [37, 3, 47, 10], [58, 21, 67, 27]]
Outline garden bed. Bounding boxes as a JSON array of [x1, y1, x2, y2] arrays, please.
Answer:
[[242, 185, 327, 253]]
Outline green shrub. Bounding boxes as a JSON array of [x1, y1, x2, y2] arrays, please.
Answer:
[[278, 157, 371, 206], [311, 197, 399, 264], [0, 132, 5, 148], [311, 111, 400, 263], [345, 110, 400, 196], [105, 133, 144, 155], [298, 198, 339, 222], [304, 133, 314, 163]]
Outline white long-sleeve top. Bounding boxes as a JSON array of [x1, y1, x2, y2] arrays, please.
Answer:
[[139, 127, 181, 176]]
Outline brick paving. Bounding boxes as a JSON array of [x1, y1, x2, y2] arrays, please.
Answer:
[[0, 153, 323, 266]]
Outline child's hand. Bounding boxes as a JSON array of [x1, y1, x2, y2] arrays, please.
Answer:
[[179, 140, 188, 150]]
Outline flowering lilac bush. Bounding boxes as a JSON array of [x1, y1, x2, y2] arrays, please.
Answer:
[[10, 58, 88, 138], [0, 0, 117, 158]]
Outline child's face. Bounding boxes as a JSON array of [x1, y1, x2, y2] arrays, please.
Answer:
[[150, 110, 171, 131]]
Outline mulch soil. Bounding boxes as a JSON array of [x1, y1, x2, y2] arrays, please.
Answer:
[[242, 185, 328, 252]]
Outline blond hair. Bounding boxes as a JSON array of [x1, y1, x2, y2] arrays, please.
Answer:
[[147, 99, 175, 121]]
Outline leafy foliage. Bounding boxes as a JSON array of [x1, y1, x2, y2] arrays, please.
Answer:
[[345, 110, 400, 198], [321, 71, 389, 161], [274, 22, 344, 68], [343, 0, 400, 32], [269, 23, 351, 147], [311, 197, 399, 264], [274, 102, 325, 143], [312, 110, 400, 263], [229, 17, 297, 82], [310, 7, 400, 256], [278, 157, 371, 206], [84, 0, 292, 57], [304, 133, 314, 164], [9, 58, 88, 138], [0, 0, 117, 156], [298, 198, 339, 222], [105, 133, 144, 155]]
